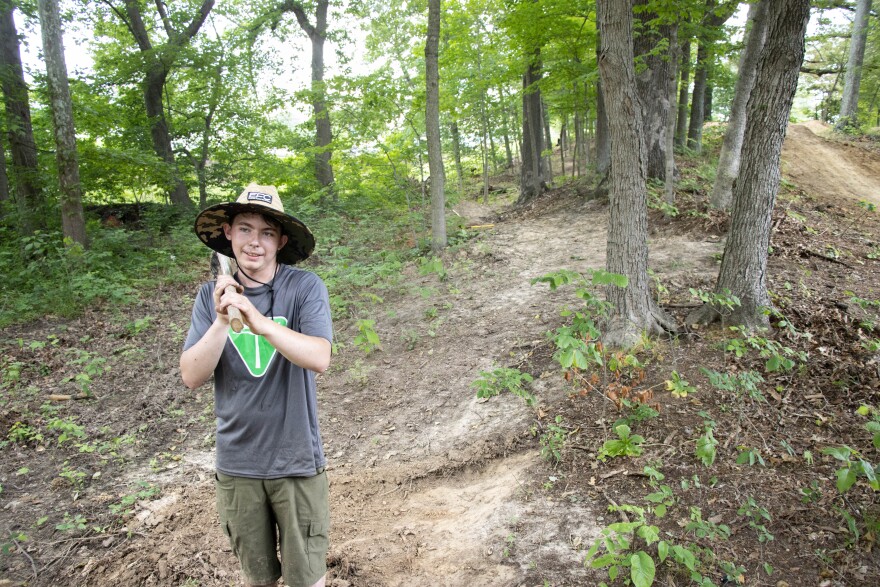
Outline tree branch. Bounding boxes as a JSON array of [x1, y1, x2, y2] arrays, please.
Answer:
[[122, 0, 152, 51], [800, 65, 843, 75], [178, 0, 215, 47], [279, 1, 316, 39], [154, 0, 175, 39]]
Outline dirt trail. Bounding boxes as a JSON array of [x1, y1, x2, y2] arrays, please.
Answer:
[[63, 123, 880, 586], [782, 121, 880, 207]]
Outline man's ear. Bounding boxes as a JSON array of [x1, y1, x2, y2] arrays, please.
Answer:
[[222, 223, 232, 240], [279, 234, 289, 249]]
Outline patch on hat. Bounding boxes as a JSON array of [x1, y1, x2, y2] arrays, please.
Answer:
[[247, 191, 273, 204]]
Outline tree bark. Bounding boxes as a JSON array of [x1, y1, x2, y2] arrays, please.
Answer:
[[38, 0, 87, 247], [542, 99, 553, 184], [0, 135, 9, 203], [0, 0, 44, 235], [596, 0, 675, 348], [426, 0, 446, 252], [451, 121, 464, 195], [710, 0, 770, 210], [518, 51, 545, 205], [664, 29, 679, 204], [836, 0, 871, 130], [500, 85, 514, 168], [634, 2, 677, 180], [286, 0, 335, 198], [595, 79, 610, 178], [120, 0, 214, 210], [687, 39, 709, 153], [689, 0, 811, 329], [674, 38, 691, 149]]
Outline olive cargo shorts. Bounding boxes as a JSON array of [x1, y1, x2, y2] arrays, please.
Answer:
[[215, 470, 329, 587]]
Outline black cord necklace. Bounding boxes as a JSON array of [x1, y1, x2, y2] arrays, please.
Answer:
[[235, 262, 279, 319]]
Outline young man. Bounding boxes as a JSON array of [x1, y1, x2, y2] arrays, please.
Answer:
[[180, 183, 333, 587]]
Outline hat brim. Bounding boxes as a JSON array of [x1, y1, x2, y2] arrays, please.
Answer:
[[194, 202, 315, 264]]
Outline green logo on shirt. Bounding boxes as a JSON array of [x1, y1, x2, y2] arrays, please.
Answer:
[[228, 317, 287, 377]]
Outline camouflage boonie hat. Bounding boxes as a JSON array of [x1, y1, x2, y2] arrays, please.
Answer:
[[194, 183, 315, 265]]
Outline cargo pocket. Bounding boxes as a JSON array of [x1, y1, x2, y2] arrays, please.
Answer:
[[214, 473, 239, 557], [306, 519, 329, 576]]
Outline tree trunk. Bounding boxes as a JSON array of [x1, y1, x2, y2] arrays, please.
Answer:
[[559, 121, 567, 177], [675, 38, 691, 149], [664, 29, 680, 204], [595, 79, 610, 178], [0, 0, 44, 235], [288, 1, 335, 198], [0, 135, 8, 203], [488, 107, 498, 174], [500, 85, 514, 168], [836, 0, 871, 131], [704, 84, 713, 121], [542, 99, 553, 184], [451, 121, 464, 195], [122, 0, 214, 211], [710, 0, 769, 210], [480, 101, 490, 204], [634, 2, 677, 180], [426, 0, 446, 252], [687, 40, 709, 153], [689, 0, 811, 329], [38, 0, 86, 246], [596, 0, 675, 348], [518, 52, 545, 205]]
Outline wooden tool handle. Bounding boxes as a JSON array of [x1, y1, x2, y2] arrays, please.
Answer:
[[216, 254, 245, 333], [225, 286, 245, 333]]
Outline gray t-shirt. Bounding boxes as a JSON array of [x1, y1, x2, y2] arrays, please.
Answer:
[[183, 264, 333, 478]]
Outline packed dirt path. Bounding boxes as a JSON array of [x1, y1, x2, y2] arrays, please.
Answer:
[[33, 122, 880, 586], [318, 195, 723, 585], [782, 121, 880, 208]]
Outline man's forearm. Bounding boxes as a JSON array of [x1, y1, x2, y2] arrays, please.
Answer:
[[260, 319, 332, 374], [180, 320, 229, 389]]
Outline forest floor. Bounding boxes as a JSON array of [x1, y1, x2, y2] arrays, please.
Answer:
[[1, 121, 879, 587]]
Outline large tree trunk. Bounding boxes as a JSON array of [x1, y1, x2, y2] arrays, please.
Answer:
[[674, 38, 691, 149], [595, 25, 610, 181], [425, 0, 445, 252], [288, 0, 335, 198], [596, 0, 675, 348], [0, 0, 44, 235], [595, 79, 610, 178], [518, 52, 545, 205], [38, 0, 86, 247], [634, 2, 677, 180], [710, 0, 769, 210], [836, 0, 871, 131], [122, 0, 214, 211], [689, 0, 811, 329]]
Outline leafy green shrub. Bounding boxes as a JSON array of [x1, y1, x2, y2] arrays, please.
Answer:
[[353, 319, 382, 354], [472, 367, 535, 406], [598, 424, 645, 461]]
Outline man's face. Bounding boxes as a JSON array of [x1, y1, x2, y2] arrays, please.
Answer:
[[223, 213, 288, 277]]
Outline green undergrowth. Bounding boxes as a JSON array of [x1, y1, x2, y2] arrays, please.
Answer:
[[0, 209, 205, 329]]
